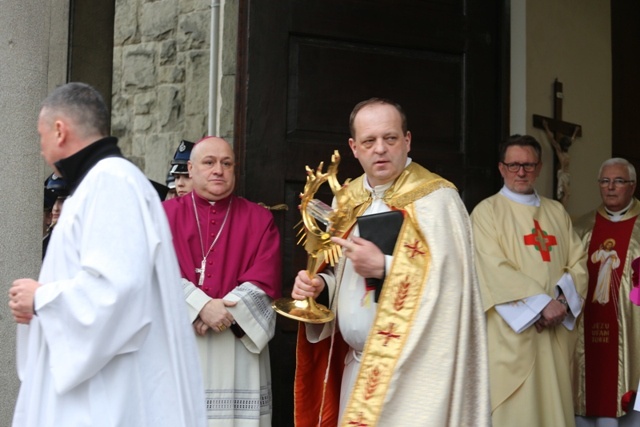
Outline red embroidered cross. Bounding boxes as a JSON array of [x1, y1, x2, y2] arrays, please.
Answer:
[[523, 219, 557, 262], [404, 239, 425, 258], [377, 322, 400, 346], [347, 412, 368, 426]]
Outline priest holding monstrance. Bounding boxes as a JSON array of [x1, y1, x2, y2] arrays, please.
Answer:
[[291, 98, 490, 426]]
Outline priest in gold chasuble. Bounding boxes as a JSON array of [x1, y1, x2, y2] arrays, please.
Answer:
[[292, 98, 490, 427], [471, 135, 587, 427]]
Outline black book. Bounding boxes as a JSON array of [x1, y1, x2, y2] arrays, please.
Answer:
[[357, 210, 404, 301]]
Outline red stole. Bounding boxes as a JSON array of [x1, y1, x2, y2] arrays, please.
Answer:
[[584, 213, 637, 416]]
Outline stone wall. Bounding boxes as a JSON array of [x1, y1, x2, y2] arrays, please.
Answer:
[[218, 0, 237, 143], [0, 0, 70, 424], [111, 0, 237, 184]]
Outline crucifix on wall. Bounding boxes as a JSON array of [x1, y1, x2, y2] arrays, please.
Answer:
[[533, 79, 582, 207]]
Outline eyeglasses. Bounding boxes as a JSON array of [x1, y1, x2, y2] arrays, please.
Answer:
[[501, 162, 539, 173], [598, 178, 635, 188]]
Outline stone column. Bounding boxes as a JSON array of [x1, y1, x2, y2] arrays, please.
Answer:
[[0, 1, 69, 425]]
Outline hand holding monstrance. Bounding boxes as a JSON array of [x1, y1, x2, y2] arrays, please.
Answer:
[[272, 150, 355, 323]]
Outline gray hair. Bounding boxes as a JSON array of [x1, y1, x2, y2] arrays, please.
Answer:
[[40, 82, 109, 138], [599, 158, 636, 181]]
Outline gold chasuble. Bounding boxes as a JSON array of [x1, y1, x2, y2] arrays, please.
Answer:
[[471, 194, 587, 427], [574, 199, 640, 418], [294, 163, 491, 427]]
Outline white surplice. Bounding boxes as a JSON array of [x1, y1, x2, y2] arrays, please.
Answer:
[[13, 158, 206, 427], [183, 280, 276, 426]]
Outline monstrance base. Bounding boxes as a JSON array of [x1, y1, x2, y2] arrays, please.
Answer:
[[272, 297, 335, 324]]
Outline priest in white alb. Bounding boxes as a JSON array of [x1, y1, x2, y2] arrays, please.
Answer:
[[9, 82, 206, 427]]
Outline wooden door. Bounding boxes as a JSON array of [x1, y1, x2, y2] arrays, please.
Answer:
[[235, 1, 507, 425], [612, 1, 640, 198]]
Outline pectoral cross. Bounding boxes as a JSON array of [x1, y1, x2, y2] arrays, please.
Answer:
[[195, 259, 206, 287]]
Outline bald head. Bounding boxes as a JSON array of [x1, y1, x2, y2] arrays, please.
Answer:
[[188, 137, 236, 201]]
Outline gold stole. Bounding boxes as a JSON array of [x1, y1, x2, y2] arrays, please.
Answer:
[[338, 164, 455, 426]]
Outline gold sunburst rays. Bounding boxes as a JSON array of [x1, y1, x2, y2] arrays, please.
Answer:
[[272, 150, 353, 323], [297, 151, 353, 265]]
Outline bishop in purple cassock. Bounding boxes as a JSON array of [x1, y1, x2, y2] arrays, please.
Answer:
[[163, 136, 281, 427]]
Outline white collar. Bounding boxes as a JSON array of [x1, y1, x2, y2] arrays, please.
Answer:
[[605, 199, 634, 222], [364, 179, 392, 200], [363, 157, 412, 199], [499, 185, 540, 207]]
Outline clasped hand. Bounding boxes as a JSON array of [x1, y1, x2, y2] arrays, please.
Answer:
[[194, 298, 237, 336], [535, 299, 568, 333]]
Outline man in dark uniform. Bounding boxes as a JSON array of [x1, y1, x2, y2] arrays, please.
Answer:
[[42, 173, 69, 258], [168, 139, 194, 197]]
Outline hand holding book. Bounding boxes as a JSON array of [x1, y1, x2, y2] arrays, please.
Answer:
[[332, 210, 404, 301]]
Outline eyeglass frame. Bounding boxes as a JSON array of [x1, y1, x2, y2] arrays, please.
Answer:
[[597, 178, 635, 188], [500, 162, 540, 173]]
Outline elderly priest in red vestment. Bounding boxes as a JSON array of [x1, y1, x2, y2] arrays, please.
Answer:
[[573, 157, 640, 427]]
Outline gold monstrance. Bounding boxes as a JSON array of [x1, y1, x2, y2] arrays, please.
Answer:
[[272, 150, 355, 323]]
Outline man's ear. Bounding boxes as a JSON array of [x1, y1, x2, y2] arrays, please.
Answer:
[[54, 119, 67, 147], [348, 138, 358, 158], [498, 161, 506, 178]]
